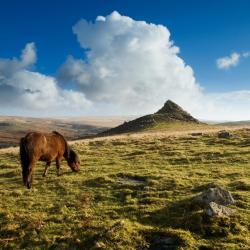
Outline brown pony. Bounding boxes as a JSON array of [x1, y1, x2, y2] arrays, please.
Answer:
[[20, 131, 80, 189]]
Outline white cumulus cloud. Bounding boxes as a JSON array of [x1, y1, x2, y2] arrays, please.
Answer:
[[216, 52, 240, 70], [0, 43, 91, 116], [21, 42, 37, 66], [1, 12, 250, 121], [191, 91, 250, 121], [243, 52, 250, 58], [58, 11, 202, 115], [57, 11, 250, 120]]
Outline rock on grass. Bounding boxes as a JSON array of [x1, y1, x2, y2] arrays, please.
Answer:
[[205, 202, 235, 217], [192, 183, 235, 207]]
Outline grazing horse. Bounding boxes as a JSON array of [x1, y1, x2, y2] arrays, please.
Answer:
[[20, 131, 80, 189]]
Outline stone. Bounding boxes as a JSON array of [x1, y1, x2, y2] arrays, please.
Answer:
[[205, 202, 235, 217], [218, 130, 232, 139], [193, 184, 235, 207]]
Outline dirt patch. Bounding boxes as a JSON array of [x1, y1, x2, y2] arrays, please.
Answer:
[[147, 235, 179, 250], [143, 230, 195, 250], [114, 173, 147, 186]]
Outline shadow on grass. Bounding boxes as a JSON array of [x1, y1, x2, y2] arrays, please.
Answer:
[[0, 170, 17, 179], [135, 196, 244, 241]]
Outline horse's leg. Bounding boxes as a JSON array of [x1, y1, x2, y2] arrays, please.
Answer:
[[43, 161, 51, 177], [56, 158, 61, 176]]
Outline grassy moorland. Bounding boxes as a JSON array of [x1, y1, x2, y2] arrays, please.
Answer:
[[0, 128, 249, 249]]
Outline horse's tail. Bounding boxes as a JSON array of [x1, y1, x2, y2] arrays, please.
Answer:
[[20, 137, 29, 183]]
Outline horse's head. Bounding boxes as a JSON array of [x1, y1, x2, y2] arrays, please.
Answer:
[[20, 136, 33, 189], [22, 166, 33, 189], [67, 149, 80, 172]]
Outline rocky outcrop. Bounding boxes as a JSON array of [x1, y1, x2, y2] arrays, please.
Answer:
[[100, 100, 200, 135], [155, 100, 199, 123], [193, 183, 235, 207], [204, 202, 235, 217], [192, 183, 235, 217], [218, 130, 232, 139]]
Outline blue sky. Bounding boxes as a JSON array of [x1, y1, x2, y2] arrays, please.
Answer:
[[0, 0, 250, 120]]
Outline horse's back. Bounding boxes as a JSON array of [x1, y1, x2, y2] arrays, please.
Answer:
[[23, 132, 65, 161]]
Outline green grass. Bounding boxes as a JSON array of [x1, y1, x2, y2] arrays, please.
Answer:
[[143, 121, 217, 132], [0, 129, 250, 249]]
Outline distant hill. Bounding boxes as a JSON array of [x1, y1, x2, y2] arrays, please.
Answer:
[[0, 116, 128, 148], [100, 100, 200, 135], [217, 120, 250, 126]]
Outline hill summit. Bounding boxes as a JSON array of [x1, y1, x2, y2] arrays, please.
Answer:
[[155, 100, 198, 121], [100, 100, 199, 135]]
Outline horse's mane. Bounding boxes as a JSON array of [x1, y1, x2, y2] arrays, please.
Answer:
[[52, 131, 71, 159]]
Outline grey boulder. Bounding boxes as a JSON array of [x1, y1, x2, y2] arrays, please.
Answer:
[[218, 130, 232, 139], [205, 202, 235, 217], [193, 184, 235, 207]]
